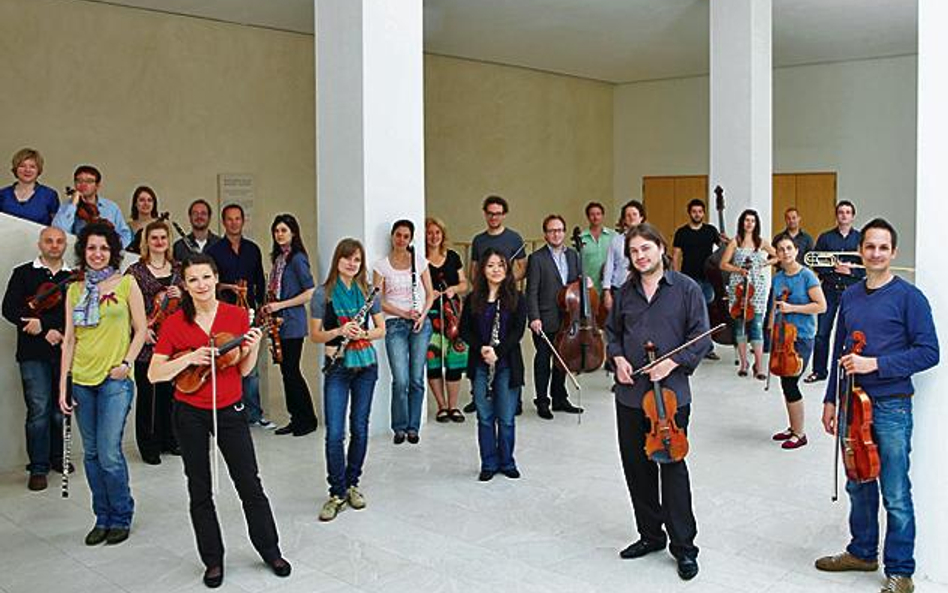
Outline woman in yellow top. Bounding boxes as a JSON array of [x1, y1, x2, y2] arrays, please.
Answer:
[[59, 221, 147, 547]]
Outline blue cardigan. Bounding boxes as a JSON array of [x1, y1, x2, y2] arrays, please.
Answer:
[[824, 276, 939, 403]]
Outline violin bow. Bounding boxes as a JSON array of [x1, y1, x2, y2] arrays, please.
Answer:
[[631, 324, 726, 377], [538, 328, 582, 425], [209, 334, 220, 496]]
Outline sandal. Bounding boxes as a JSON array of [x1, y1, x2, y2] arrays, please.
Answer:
[[448, 409, 466, 423], [738, 364, 748, 377], [803, 372, 825, 384], [781, 433, 808, 450], [772, 428, 794, 441], [435, 409, 450, 423]]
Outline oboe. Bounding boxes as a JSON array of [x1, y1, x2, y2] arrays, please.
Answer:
[[407, 245, 419, 313], [322, 286, 381, 372], [486, 297, 502, 399]]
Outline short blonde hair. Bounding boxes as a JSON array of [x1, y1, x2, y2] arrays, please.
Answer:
[[138, 220, 175, 265], [11, 148, 44, 176], [425, 217, 450, 256]]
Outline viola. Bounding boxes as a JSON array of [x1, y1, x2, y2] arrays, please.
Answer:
[[554, 227, 605, 374], [147, 288, 181, 331], [173, 317, 274, 394], [704, 186, 735, 345], [641, 341, 689, 463], [767, 288, 803, 380], [260, 289, 284, 364], [25, 271, 79, 315], [66, 187, 100, 224], [729, 259, 755, 320], [837, 332, 880, 487], [218, 280, 250, 310], [441, 292, 466, 353]]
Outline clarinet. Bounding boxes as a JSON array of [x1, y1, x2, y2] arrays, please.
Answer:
[[486, 297, 502, 399], [408, 245, 419, 313], [61, 378, 72, 499], [322, 286, 382, 372]]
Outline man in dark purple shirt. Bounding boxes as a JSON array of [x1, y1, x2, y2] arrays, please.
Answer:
[[605, 223, 711, 582]]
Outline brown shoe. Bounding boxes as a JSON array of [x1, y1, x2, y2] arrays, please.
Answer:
[[814, 551, 878, 572], [27, 474, 47, 491], [881, 575, 914, 593]]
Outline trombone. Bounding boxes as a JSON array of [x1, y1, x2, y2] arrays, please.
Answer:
[[804, 251, 914, 273]]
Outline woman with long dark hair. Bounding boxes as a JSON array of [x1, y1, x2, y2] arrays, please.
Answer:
[[125, 219, 182, 464], [148, 253, 291, 588], [127, 186, 161, 254], [59, 221, 147, 546], [310, 238, 386, 521], [720, 209, 776, 379], [260, 214, 317, 436], [373, 220, 434, 444], [459, 248, 527, 481]]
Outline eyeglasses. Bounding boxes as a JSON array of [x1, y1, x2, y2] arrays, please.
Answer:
[[485, 211, 505, 218], [75, 178, 97, 185]]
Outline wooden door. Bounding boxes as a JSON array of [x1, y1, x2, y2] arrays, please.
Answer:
[[772, 172, 837, 239], [641, 177, 677, 239], [673, 176, 709, 231]]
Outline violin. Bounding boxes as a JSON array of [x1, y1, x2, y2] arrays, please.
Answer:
[[147, 288, 181, 331], [173, 317, 274, 394], [554, 227, 605, 374], [66, 187, 100, 224], [766, 288, 803, 388], [729, 259, 755, 320], [438, 285, 465, 353], [25, 271, 79, 315], [218, 280, 249, 310], [641, 341, 689, 463], [833, 331, 881, 501]]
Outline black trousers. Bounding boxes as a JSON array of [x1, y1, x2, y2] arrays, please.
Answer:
[[173, 401, 282, 568], [531, 331, 569, 408], [615, 400, 698, 560], [278, 338, 317, 433], [134, 360, 176, 458]]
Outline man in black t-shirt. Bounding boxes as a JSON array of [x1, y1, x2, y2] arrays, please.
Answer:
[[672, 199, 723, 359]]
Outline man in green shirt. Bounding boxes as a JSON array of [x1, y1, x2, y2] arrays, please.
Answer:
[[579, 201, 615, 293]]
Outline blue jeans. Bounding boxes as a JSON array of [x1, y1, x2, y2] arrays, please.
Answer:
[[733, 312, 764, 344], [812, 287, 842, 377], [472, 364, 517, 472], [846, 397, 915, 576], [19, 360, 63, 475], [384, 317, 432, 433], [242, 362, 263, 423], [696, 279, 714, 304], [323, 365, 378, 498], [72, 378, 135, 529]]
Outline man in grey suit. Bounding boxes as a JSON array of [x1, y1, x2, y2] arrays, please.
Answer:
[[527, 214, 584, 419]]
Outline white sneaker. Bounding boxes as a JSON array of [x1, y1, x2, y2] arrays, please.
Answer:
[[346, 486, 366, 510], [254, 418, 277, 430], [319, 496, 346, 521]]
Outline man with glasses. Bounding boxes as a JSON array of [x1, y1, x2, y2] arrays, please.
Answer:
[[463, 195, 528, 414], [172, 199, 220, 262], [527, 214, 583, 419], [53, 165, 133, 248]]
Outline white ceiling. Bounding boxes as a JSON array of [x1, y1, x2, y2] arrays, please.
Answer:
[[81, 0, 917, 83]]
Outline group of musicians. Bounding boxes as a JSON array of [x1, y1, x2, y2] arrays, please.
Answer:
[[1, 147, 939, 593]]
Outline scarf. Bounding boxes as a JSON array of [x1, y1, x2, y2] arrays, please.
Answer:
[[73, 267, 117, 328], [268, 245, 291, 300], [331, 280, 377, 369]]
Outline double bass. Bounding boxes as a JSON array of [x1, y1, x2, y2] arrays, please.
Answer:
[[704, 186, 735, 345], [832, 331, 880, 501], [554, 227, 605, 374]]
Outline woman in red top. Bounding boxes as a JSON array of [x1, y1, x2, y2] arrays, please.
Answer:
[[148, 254, 290, 589]]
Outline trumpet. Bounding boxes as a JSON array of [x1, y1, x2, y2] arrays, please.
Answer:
[[803, 251, 914, 273]]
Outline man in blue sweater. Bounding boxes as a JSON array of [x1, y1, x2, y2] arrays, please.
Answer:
[[814, 219, 939, 593]]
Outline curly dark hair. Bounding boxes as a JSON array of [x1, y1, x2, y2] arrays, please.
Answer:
[[75, 221, 124, 270], [469, 247, 519, 314]]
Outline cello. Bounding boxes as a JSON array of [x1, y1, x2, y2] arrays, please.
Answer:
[[554, 227, 605, 374], [832, 330, 880, 501], [704, 186, 735, 345], [765, 287, 803, 391], [641, 341, 689, 463]]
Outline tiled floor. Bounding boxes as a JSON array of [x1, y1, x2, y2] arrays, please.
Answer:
[[1, 351, 945, 593]]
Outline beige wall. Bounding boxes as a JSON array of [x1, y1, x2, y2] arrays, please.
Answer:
[[425, 54, 614, 250], [0, 0, 316, 243]]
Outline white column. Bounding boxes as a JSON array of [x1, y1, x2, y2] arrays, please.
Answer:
[[913, 0, 948, 584], [316, 0, 426, 434], [709, 0, 772, 236]]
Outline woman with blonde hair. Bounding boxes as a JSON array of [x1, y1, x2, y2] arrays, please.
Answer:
[[424, 217, 469, 423], [0, 148, 59, 225]]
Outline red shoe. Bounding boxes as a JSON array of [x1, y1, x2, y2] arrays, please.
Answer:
[[772, 428, 794, 441], [782, 434, 808, 449]]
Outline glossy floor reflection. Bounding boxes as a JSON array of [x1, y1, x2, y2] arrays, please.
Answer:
[[1, 351, 945, 593]]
